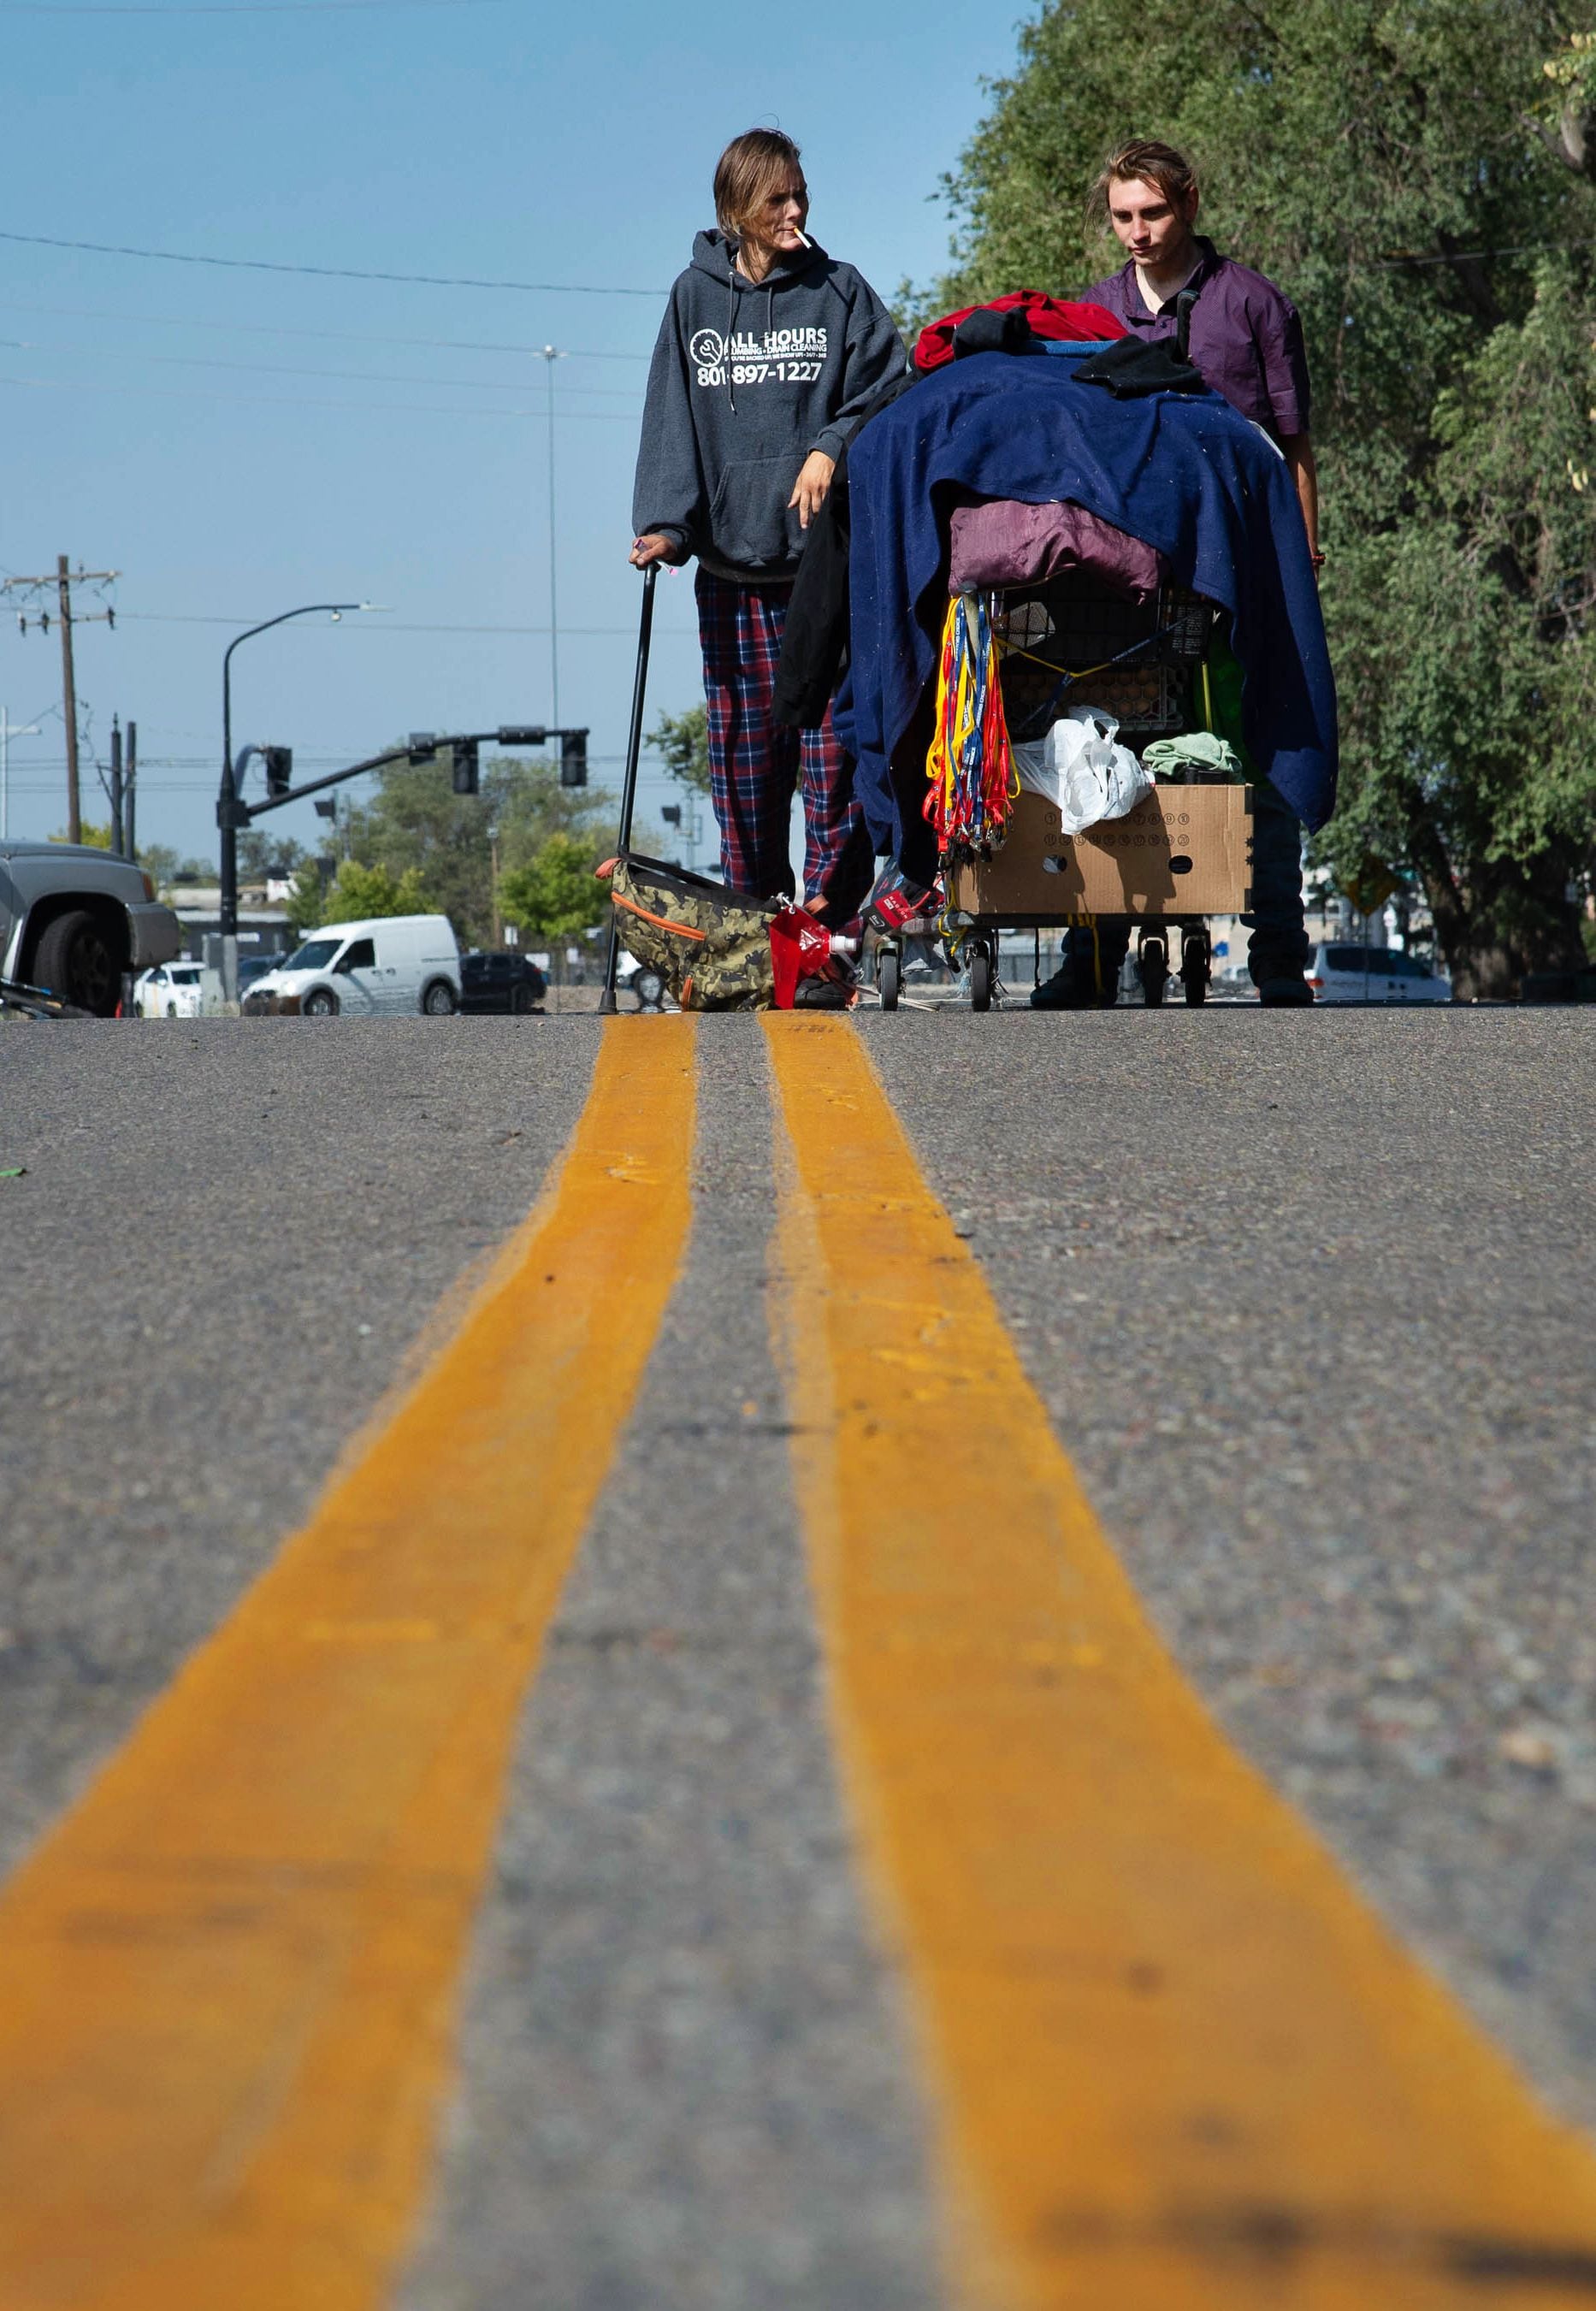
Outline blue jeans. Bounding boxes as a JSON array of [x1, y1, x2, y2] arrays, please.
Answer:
[[1240, 776, 1310, 980]]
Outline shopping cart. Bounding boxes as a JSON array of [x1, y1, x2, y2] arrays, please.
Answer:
[[875, 567, 1256, 1012]]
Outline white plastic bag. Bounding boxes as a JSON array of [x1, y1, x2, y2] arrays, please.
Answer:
[[1011, 704, 1152, 835]]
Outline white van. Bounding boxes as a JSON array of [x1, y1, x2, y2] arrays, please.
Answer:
[[243, 913, 462, 1017]]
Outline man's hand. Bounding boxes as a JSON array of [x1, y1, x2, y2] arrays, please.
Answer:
[[789, 450, 836, 529], [630, 532, 680, 569]]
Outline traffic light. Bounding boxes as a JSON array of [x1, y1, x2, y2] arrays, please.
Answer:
[[452, 739, 480, 796], [560, 728, 588, 789], [263, 746, 293, 802]]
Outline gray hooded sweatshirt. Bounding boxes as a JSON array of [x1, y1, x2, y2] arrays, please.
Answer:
[[632, 229, 905, 583]]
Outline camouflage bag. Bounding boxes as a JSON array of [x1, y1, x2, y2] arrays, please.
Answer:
[[598, 854, 780, 1011]]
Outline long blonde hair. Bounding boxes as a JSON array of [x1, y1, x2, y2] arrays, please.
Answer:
[[713, 128, 804, 243]]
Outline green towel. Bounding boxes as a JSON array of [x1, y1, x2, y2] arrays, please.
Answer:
[[1142, 730, 1244, 781]]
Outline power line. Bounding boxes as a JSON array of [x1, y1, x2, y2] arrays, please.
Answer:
[[0, 299, 652, 358], [2, 334, 645, 397], [1370, 238, 1585, 269], [2, 0, 507, 12], [0, 229, 666, 296], [0, 369, 641, 418], [119, 612, 695, 635]]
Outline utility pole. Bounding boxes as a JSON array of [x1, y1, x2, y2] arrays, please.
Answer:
[[125, 720, 137, 860], [109, 718, 125, 856], [57, 557, 80, 843], [2, 562, 119, 843]]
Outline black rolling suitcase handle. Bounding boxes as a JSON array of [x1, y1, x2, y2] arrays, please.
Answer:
[[599, 561, 659, 1015]]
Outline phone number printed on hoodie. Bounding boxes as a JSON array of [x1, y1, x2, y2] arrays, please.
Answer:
[[696, 358, 825, 387], [689, 326, 827, 391]]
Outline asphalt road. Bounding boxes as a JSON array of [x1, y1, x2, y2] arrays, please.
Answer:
[[2, 1005, 1593, 2303]]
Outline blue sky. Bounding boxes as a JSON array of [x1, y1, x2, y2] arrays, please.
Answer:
[[0, 0, 1031, 863]]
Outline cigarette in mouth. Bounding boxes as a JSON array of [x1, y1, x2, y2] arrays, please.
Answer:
[[795, 229, 812, 248]]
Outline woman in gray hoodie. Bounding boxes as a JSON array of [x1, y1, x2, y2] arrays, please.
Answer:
[[630, 128, 904, 922]]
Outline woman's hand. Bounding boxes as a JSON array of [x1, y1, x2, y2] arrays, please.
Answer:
[[789, 450, 836, 530], [630, 532, 679, 569]]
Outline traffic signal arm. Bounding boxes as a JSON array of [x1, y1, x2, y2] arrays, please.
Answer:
[[229, 725, 581, 822]]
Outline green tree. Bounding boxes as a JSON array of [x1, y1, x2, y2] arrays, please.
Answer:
[[499, 831, 609, 943], [50, 822, 113, 848], [325, 859, 430, 921], [649, 703, 712, 795], [238, 830, 310, 883], [283, 861, 327, 939], [283, 856, 432, 938], [921, 0, 1596, 995], [127, 842, 211, 892], [339, 748, 631, 946]]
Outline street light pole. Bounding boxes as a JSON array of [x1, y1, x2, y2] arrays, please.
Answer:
[[220, 602, 364, 1004], [539, 346, 566, 726]]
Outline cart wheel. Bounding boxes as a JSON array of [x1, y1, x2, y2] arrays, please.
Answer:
[[1138, 935, 1168, 1008], [1181, 928, 1210, 1008], [970, 948, 993, 1013], [878, 949, 901, 1012]]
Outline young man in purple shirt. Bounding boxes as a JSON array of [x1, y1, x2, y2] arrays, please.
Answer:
[[1033, 137, 1321, 1008], [1083, 139, 1319, 561]]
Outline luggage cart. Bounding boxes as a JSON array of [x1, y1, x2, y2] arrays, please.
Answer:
[[874, 568, 1253, 1012]]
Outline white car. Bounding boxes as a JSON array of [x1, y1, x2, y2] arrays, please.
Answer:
[[134, 961, 210, 1018], [243, 913, 462, 1017], [1307, 942, 1451, 1003]]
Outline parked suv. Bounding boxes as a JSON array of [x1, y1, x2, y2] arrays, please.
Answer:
[[460, 950, 547, 1014], [0, 840, 180, 1014]]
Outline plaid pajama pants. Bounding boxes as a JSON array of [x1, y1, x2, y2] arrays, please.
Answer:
[[695, 569, 873, 920]]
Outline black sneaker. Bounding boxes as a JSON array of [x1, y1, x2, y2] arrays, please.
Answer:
[[1029, 963, 1101, 1011], [1257, 976, 1314, 1007], [794, 974, 854, 1008]]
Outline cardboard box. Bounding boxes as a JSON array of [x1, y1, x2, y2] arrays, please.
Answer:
[[948, 785, 1254, 922]]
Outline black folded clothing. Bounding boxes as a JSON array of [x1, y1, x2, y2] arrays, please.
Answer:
[[952, 306, 1040, 360], [1073, 334, 1205, 398]]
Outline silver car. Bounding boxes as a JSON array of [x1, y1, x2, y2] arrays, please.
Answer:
[[1308, 941, 1452, 1003], [0, 841, 180, 1014]]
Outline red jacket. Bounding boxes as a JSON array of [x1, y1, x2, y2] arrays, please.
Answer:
[[913, 290, 1126, 374]]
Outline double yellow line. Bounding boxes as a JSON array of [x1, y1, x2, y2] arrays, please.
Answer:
[[3, 1012, 1596, 2311], [0, 1019, 695, 2311]]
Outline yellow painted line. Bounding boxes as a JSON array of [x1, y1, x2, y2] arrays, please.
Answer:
[[0, 1014, 696, 2311], [764, 1013, 1596, 2311]]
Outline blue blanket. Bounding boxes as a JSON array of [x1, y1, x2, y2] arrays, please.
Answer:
[[834, 346, 1338, 852]]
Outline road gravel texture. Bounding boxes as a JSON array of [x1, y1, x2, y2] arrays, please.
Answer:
[[5, 1004, 1596, 2302], [862, 1006, 1596, 2135], [399, 1021, 939, 2311], [0, 1019, 594, 1878]]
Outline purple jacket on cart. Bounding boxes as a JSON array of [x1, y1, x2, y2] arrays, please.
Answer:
[[832, 343, 1337, 860]]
